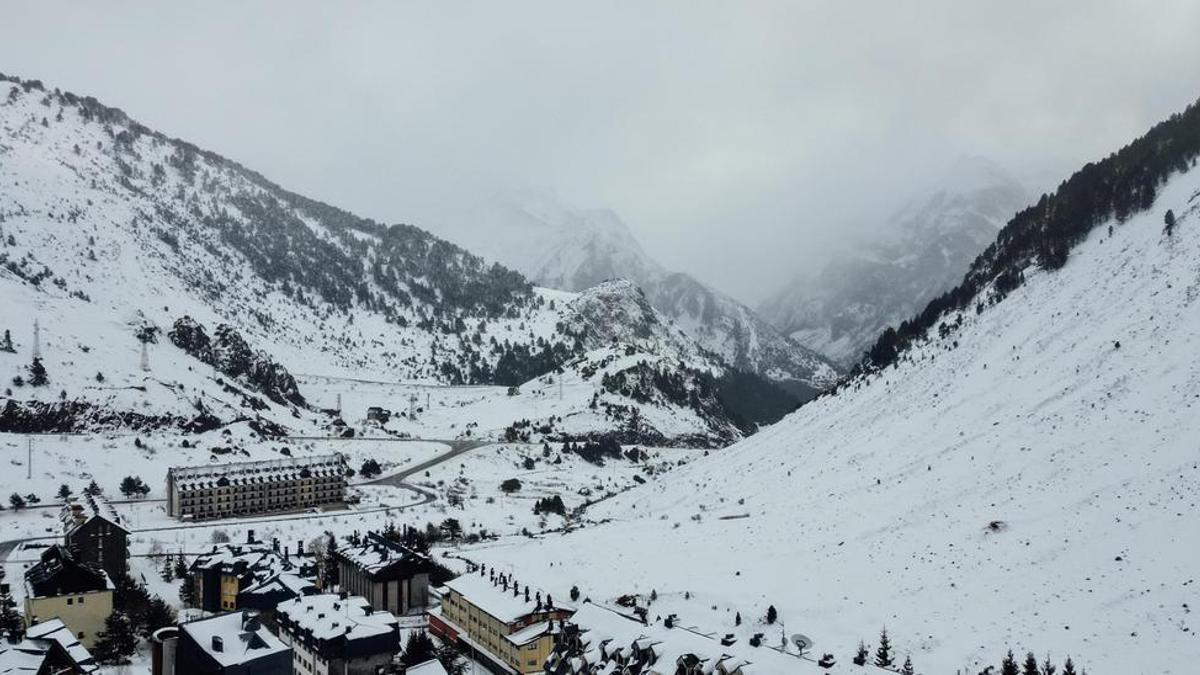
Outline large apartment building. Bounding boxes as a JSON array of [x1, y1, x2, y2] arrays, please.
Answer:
[[166, 454, 347, 520], [428, 568, 573, 675]]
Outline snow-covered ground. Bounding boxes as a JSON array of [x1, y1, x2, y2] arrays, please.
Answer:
[[460, 169, 1200, 674]]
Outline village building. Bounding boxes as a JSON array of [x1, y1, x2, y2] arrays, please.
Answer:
[[333, 533, 434, 616], [172, 610, 293, 675], [189, 538, 315, 616], [274, 593, 399, 675], [61, 493, 129, 583], [0, 617, 98, 675], [22, 546, 114, 649], [166, 454, 347, 520], [428, 567, 574, 675], [543, 602, 819, 675]]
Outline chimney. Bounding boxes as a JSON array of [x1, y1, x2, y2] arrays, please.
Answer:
[[247, 529, 256, 545], [272, 538, 279, 552], [297, 541, 303, 556], [211, 636, 223, 653]]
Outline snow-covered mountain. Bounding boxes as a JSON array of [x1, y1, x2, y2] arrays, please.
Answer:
[[436, 190, 839, 399], [468, 101, 1200, 673], [760, 157, 1028, 366], [0, 73, 758, 445]]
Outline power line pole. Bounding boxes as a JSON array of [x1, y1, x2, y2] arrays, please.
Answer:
[[27, 436, 32, 480], [32, 318, 41, 359]]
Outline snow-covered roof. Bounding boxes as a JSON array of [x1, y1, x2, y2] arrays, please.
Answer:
[[0, 618, 97, 674], [335, 533, 433, 577], [24, 545, 112, 599], [242, 572, 316, 598], [559, 603, 821, 675], [190, 542, 301, 583], [504, 620, 558, 646], [169, 453, 346, 491], [26, 619, 96, 671], [440, 570, 572, 624], [276, 593, 398, 643], [406, 659, 449, 675], [61, 493, 128, 535], [181, 611, 290, 668]]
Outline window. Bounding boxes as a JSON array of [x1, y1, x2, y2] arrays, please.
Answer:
[[78, 596, 84, 604], [78, 632, 85, 639], [67, 598, 73, 605]]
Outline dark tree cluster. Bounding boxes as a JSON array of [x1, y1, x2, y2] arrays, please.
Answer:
[[532, 495, 566, 516], [168, 316, 305, 406], [859, 96, 1200, 374]]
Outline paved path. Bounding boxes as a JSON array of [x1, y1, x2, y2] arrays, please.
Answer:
[[366, 439, 491, 485]]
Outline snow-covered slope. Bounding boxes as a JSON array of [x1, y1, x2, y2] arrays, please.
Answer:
[[761, 157, 1028, 367], [0, 74, 745, 444], [466, 143, 1200, 671], [436, 190, 839, 397]]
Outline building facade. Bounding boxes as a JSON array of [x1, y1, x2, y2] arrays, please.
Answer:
[[275, 594, 399, 675], [334, 533, 433, 616], [428, 568, 573, 675], [22, 546, 114, 649], [189, 540, 315, 615], [166, 454, 347, 520], [61, 494, 129, 582], [174, 611, 293, 675]]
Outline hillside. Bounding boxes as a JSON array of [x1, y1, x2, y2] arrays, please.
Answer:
[[435, 190, 839, 399], [465, 107, 1200, 673], [761, 157, 1028, 366], [0, 74, 753, 445]]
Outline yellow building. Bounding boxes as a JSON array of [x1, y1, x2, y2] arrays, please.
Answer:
[[22, 545, 114, 649], [429, 569, 573, 674]]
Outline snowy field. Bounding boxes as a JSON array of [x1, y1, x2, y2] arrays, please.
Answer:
[[460, 171, 1200, 674]]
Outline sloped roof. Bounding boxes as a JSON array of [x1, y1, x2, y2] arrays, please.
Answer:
[[169, 453, 346, 491], [276, 593, 398, 643], [440, 570, 572, 624], [0, 618, 97, 674], [181, 611, 290, 668], [24, 545, 111, 598]]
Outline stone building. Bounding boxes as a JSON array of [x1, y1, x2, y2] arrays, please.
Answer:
[[166, 454, 347, 520]]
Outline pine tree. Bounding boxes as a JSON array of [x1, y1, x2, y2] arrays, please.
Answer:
[[1023, 652, 1040, 675], [28, 357, 48, 386], [1001, 649, 1020, 675], [0, 584, 24, 640], [178, 568, 196, 608], [569, 585, 580, 601], [874, 628, 894, 668], [1062, 657, 1077, 675], [56, 484, 71, 501], [0, 329, 13, 353], [766, 605, 777, 624], [400, 630, 436, 667], [901, 654, 915, 675], [735, 612, 741, 626], [852, 641, 869, 666], [136, 596, 177, 639], [92, 611, 138, 664], [8, 493, 26, 510], [84, 480, 102, 496], [1040, 654, 1057, 675], [1164, 209, 1177, 235]]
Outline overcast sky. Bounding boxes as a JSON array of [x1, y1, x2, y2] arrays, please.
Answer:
[[4, 2, 1200, 303]]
